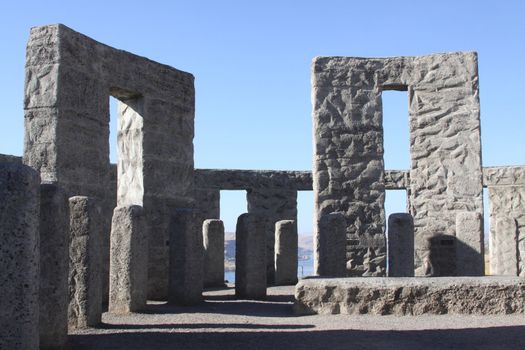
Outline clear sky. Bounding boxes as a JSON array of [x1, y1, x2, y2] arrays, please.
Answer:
[[1, 1, 524, 233]]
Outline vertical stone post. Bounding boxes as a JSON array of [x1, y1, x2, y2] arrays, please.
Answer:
[[168, 209, 203, 306], [492, 217, 518, 275], [203, 219, 225, 288], [235, 213, 267, 299], [109, 205, 148, 314], [455, 212, 484, 276], [386, 213, 414, 277], [315, 212, 347, 277], [274, 220, 298, 285], [39, 183, 69, 349], [0, 163, 40, 350], [68, 196, 103, 329], [247, 188, 297, 285]]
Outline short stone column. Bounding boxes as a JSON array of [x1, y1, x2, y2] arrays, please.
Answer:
[[455, 212, 484, 276], [0, 163, 40, 350], [274, 220, 298, 285], [68, 196, 103, 329], [492, 217, 518, 275], [387, 213, 414, 277], [315, 212, 346, 277], [109, 205, 148, 314], [168, 209, 203, 306], [235, 213, 267, 299], [39, 183, 69, 349], [203, 219, 225, 288]]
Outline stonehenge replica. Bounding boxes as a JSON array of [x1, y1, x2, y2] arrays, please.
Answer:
[[0, 23, 524, 348]]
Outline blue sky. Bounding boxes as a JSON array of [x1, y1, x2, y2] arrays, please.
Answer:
[[1, 1, 524, 233]]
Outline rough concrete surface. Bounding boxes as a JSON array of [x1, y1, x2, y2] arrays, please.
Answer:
[[69, 285, 525, 350], [294, 277, 525, 316]]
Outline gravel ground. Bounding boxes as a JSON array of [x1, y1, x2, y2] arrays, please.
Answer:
[[70, 285, 525, 350]]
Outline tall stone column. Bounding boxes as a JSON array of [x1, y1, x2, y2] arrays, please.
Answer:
[[39, 183, 69, 349], [109, 205, 148, 314], [68, 196, 103, 329], [274, 220, 298, 285], [0, 163, 40, 350], [315, 212, 347, 277], [386, 213, 414, 277], [235, 213, 267, 299], [168, 209, 203, 306], [247, 188, 297, 284], [203, 219, 225, 288]]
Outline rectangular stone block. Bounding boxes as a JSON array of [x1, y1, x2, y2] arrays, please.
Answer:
[[455, 211, 484, 276], [39, 183, 69, 349], [235, 213, 267, 299], [315, 212, 347, 277], [203, 219, 225, 288], [0, 163, 40, 350], [109, 205, 148, 314], [168, 209, 203, 306], [387, 213, 414, 277], [68, 196, 103, 329], [294, 277, 525, 316], [492, 216, 518, 275], [274, 220, 298, 285]]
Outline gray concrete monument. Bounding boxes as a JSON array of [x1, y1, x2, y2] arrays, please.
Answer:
[[455, 211, 484, 276], [235, 213, 267, 299], [203, 219, 226, 288], [109, 205, 148, 314], [24, 24, 196, 300], [39, 183, 69, 349], [274, 220, 298, 285], [311, 53, 483, 276], [387, 213, 414, 277], [0, 163, 40, 350], [68, 196, 103, 329]]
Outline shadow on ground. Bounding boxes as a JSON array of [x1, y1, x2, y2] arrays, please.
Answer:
[[70, 326, 525, 350]]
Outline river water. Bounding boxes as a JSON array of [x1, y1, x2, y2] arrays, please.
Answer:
[[224, 257, 314, 283]]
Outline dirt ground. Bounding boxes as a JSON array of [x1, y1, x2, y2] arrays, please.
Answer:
[[70, 285, 525, 350]]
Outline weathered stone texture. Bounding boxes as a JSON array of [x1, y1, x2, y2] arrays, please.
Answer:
[[489, 187, 525, 276], [294, 277, 525, 316], [315, 212, 347, 277], [109, 205, 148, 314], [203, 219, 225, 288], [387, 213, 414, 277], [312, 53, 483, 276], [235, 213, 267, 299], [486, 166, 525, 277], [247, 188, 297, 284], [24, 24, 195, 300], [274, 220, 298, 285], [0, 163, 40, 350], [455, 212, 484, 276], [168, 209, 203, 306], [384, 170, 409, 190], [39, 183, 69, 349], [68, 196, 103, 329]]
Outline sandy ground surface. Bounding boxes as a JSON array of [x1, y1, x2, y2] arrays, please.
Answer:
[[70, 285, 525, 350]]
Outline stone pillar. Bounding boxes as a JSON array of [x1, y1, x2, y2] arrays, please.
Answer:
[[235, 213, 267, 299], [247, 188, 297, 284], [0, 163, 40, 350], [274, 220, 298, 285], [315, 212, 347, 277], [455, 212, 484, 276], [203, 219, 225, 288], [68, 196, 103, 329], [386, 213, 414, 277], [168, 209, 203, 306], [492, 217, 518, 275], [109, 205, 148, 314], [311, 57, 386, 277], [39, 183, 69, 349]]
